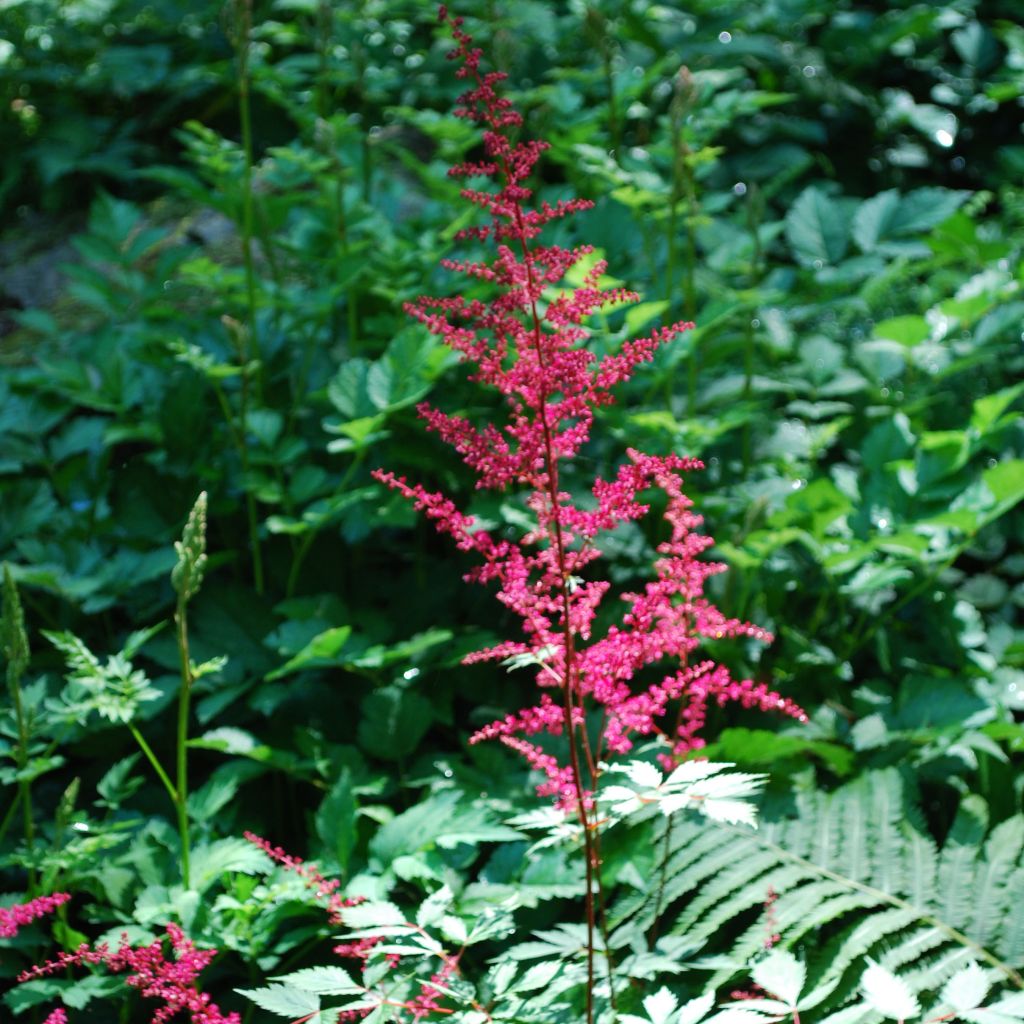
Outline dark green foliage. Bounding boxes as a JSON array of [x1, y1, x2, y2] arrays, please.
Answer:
[[1, 0, 1023, 1020]]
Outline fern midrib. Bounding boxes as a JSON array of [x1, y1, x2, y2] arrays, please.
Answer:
[[716, 822, 1024, 990]]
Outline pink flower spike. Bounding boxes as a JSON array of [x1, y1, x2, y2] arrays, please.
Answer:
[[373, 4, 804, 813], [0, 892, 71, 938]]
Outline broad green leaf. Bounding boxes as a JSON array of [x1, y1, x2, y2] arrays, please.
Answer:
[[236, 984, 320, 1018], [265, 626, 352, 680], [357, 685, 432, 761], [785, 186, 856, 266], [971, 383, 1024, 437], [872, 315, 929, 346], [315, 769, 357, 873], [272, 966, 360, 996], [854, 188, 970, 252]]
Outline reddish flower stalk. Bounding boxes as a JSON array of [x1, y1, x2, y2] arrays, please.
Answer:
[[375, 8, 804, 1020], [0, 891, 71, 938]]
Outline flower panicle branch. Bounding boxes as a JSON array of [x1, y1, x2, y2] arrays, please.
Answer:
[[0, 892, 71, 938]]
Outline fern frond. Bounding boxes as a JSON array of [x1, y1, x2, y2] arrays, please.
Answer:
[[614, 768, 1024, 1002]]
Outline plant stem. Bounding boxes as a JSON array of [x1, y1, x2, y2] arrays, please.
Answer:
[[236, 0, 262, 401], [222, 317, 265, 594], [175, 588, 194, 889], [8, 665, 36, 890], [127, 723, 177, 808], [510, 191, 598, 1024]]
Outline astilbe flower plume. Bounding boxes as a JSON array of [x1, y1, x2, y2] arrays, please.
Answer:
[[18, 919, 239, 1024], [375, 7, 804, 815]]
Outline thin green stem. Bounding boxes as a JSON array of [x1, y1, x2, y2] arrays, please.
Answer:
[[9, 665, 36, 890], [0, 788, 20, 847], [236, 0, 262, 402], [127, 723, 177, 807], [223, 319, 265, 594], [175, 591, 194, 889]]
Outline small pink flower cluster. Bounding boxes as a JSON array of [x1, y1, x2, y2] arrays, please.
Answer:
[[19, 920, 238, 1024], [244, 830, 385, 964], [244, 833, 485, 1022], [375, 9, 804, 810], [0, 891, 71, 938]]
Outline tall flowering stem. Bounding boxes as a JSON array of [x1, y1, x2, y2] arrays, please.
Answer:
[[375, 9, 804, 1021]]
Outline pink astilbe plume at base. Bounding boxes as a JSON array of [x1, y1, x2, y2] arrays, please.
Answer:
[[374, 8, 804, 811], [19, 922, 239, 1024]]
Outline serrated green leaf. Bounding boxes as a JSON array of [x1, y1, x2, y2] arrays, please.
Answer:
[[786, 187, 855, 266], [272, 966, 361, 996], [236, 984, 320, 1018]]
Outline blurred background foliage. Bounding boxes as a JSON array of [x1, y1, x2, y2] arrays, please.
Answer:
[[1, 0, 1023, 1017]]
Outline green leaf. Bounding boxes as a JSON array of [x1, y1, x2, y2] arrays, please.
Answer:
[[873, 315, 929, 346], [327, 359, 376, 420], [265, 626, 352, 680], [971, 382, 1024, 437], [358, 685, 433, 761], [272, 966, 361, 996], [979, 459, 1024, 523], [785, 186, 855, 266], [862, 413, 916, 470], [191, 837, 269, 892], [236, 984, 320, 1018], [315, 769, 357, 873], [854, 188, 970, 252]]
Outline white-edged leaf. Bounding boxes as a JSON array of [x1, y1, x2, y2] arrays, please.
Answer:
[[679, 991, 717, 1024], [688, 772, 766, 800], [338, 901, 405, 929], [861, 960, 920, 1021], [439, 914, 468, 945], [236, 984, 320, 1018], [962, 993, 1024, 1024], [601, 785, 644, 803], [753, 951, 806, 1007], [707, 1009, 779, 1024], [605, 760, 664, 790], [416, 885, 453, 928], [664, 761, 733, 788], [941, 963, 990, 1012], [643, 986, 680, 1024], [515, 959, 562, 993], [272, 966, 360, 996], [696, 798, 760, 827], [724, 1000, 789, 1016]]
